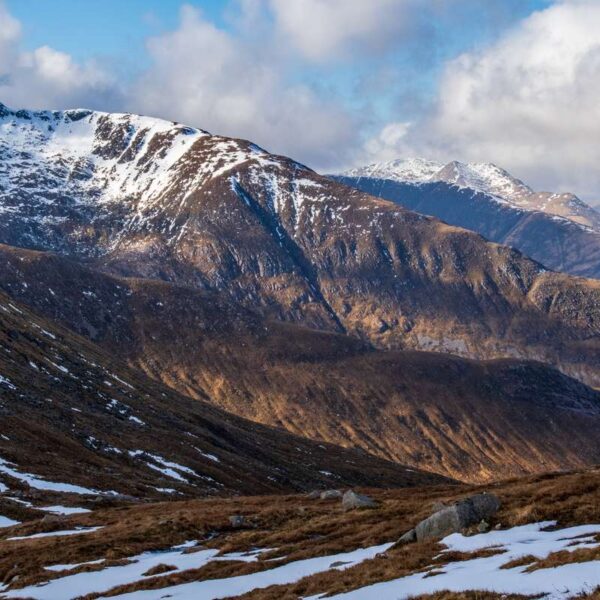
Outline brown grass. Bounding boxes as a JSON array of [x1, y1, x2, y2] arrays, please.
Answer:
[[1, 467, 600, 599], [141, 563, 178, 576]]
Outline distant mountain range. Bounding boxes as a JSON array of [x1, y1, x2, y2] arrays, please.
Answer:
[[1, 103, 600, 489], [336, 158, 600, 278]]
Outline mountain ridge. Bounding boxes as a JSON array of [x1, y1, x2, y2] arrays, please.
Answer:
[[341, 158, 600, 232], [1, 103, 600, 484]]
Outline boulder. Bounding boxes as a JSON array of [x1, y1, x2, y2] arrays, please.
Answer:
[[414, 493, 500, 542], [397, 528, 417, 545], [477, 519, 490, 533], [342, 490, 377, 510], [320, 489, 343, 500]]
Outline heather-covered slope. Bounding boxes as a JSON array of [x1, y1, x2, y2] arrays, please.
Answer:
[[0, 290, 438, 501], [0, 104, 599, 387], [1, 246, 600, 483]]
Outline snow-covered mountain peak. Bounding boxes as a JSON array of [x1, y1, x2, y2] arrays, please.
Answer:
[[340, 157, 600, 231], [343, 158, 443, 183], [432, 161, 533, 201], [0, 103, 318, 258]]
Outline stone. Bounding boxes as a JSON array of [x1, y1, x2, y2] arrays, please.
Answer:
[[397, 528, 417, 545], [320, 489, 343, 500], [414, 493, 500, 542], [477, 519, 490, 533], [342, 490, 377, 510]]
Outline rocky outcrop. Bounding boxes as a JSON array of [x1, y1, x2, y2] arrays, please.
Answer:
[[320, 490, 343, 500]]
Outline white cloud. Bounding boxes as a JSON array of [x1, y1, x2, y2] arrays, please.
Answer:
[[0, 1, 121, 111], [0, 1, 20, 72], [268, 0, 412, 62], [130, 5, 358, 168], [409, 0, 600, 198], [362, 121, 412, 162]]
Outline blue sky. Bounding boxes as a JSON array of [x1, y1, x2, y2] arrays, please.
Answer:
[[1, 1, 599, 199], [6, 0, 550, 121]]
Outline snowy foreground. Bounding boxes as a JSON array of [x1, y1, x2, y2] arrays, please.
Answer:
[[315, 522, 600, 600], [1, 522, 600, 600]]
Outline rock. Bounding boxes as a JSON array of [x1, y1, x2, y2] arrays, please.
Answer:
[[414, 493, 500, 542], [397, 528, 417, 545], [229, 515, 245, 528], [320, 490, 342, 500], [342, 490, 377, 510], [41, 514, 64, 524], [477, 519, 490, 533], [431, 501, 447, 512], [307, 490, 321, 500], [469, 494, 501, 521]]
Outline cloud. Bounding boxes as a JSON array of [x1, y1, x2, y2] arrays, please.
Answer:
[[130, 5, 358, 169], [362, 121, 412, 162], [396, 0, 600, 198], [267, 0, 413, 62], [0, 1, 122, 111], [0, 1, 20, 72]]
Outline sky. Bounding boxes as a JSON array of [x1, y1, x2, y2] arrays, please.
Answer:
[[1, 0, 599, 201]]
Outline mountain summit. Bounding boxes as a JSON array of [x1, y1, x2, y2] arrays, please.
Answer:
[[341, 157, 600, 232]]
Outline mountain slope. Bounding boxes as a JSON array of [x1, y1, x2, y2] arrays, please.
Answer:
[[0, 104, 599, 388], [1, 246, 600, 482], [336, 160, 600, 280], [0, 289, 441, 502]]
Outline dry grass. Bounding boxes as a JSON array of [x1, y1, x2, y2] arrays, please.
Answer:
[[1, 467, 600, 599]]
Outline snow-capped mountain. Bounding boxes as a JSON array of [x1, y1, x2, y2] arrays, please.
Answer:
[[1, 102, 600, 497], [1, 102, 600, 387], [341, 158, 600, 232], [0, 103, 292, 256], [343, 158, 442, 183]]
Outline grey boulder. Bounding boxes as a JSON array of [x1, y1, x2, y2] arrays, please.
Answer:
[[414, 493, 500, 541], [229, 515, 245, 528], [342, 490, 377, 510], [320, 489, 343, 500]]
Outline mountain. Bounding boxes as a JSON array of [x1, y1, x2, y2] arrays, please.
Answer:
[[1, 245, 600, 483], [337, 160, 600, 279], [343, 158, 600, 232], [1, 104, 600, 483], [0, 288, 442, 503], [1, 104, 599, 385]]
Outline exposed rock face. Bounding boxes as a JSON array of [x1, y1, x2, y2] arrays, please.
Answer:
[[320, 490, 343, 500], [342, 490, 377, 510]]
